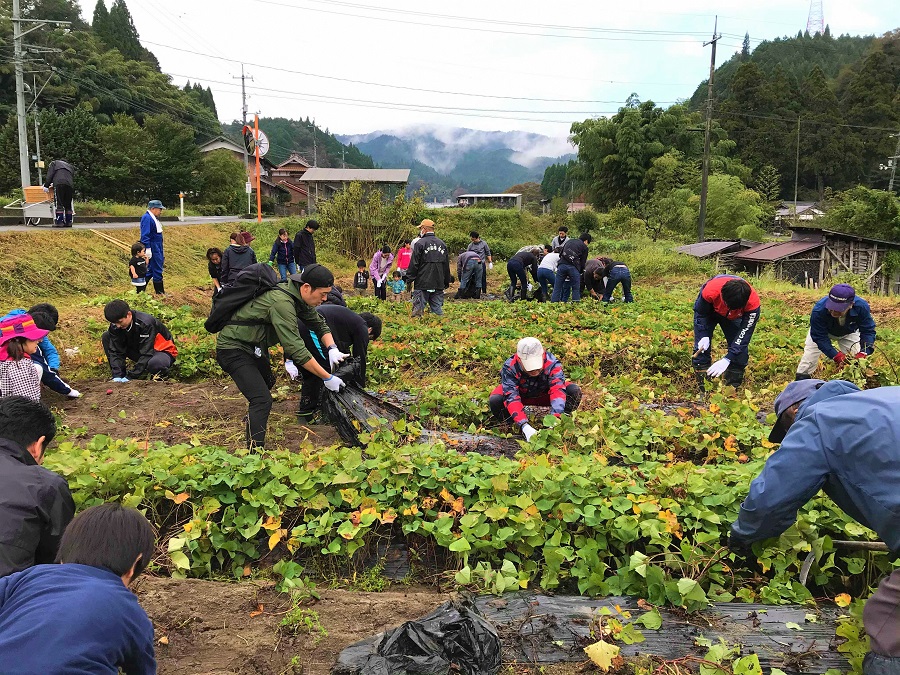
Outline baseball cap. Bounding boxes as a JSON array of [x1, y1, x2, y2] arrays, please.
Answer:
[[825, 284, 855, 312], [289, 263, 334, 288], [419, 219, 435, 231], [768, 378, 825, 443], [516, 337, 544, 371], [148, 199, 166, 210]]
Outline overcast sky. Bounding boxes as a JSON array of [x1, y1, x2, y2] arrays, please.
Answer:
[[75, 0, 897, 145]]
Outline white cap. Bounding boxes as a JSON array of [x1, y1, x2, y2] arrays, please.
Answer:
[[516, 337, 544, 371]]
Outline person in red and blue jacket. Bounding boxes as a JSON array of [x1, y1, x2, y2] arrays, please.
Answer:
[[488, 337, 582, 442], [692, 275, 760, 387]]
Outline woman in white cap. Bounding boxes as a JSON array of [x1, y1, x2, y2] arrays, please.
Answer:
[[488, 337, 581, 441]]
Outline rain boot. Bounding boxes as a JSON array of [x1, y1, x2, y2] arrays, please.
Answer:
[[723, 365, 745, 388], [694, 370, 708, 393], [794, 372, 812, 381], [152, 279, 166, 297], [64, 212, 73, 227]]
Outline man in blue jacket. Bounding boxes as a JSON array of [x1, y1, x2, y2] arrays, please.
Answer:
[[796, 283, 876, 379], [139, 199, 166, 296], [730, 379, 900, 674]]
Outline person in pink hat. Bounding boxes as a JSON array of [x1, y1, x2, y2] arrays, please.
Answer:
[[0, 315, 49, 401]]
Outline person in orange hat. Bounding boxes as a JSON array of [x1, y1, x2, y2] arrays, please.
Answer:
[[0, 314, 49, 401]]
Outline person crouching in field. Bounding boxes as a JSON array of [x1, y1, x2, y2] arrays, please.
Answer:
[[0, 503, 157, 674], [102, 300, 177, 383], [489, 337, 582, 443], [0, 314, 49, 401], [1, 304, 79, 399]]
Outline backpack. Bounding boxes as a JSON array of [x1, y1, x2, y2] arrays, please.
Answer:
[[204, 263, 286, 333]]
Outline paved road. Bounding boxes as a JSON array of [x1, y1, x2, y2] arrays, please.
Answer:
[[0, 216, 277, 232]]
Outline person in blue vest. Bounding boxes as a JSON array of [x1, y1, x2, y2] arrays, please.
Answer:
[[795, 283, 876, 379], [0, 502, 157, 673], [729, 379, 900, 675], [139, 199, 166, 296]]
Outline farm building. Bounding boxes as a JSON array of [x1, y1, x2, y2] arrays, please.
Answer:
[[456, 193, 523, 210], [731, 227, 900, 294], [774, 201, 825, 226], [676, 240, 758, 260], [301, 168, 410, 212]]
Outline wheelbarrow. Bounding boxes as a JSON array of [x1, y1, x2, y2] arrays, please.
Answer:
[[3, 186, 58, 227]]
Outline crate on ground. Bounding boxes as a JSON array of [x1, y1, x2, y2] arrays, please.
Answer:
[[23, 186, 52, 203]]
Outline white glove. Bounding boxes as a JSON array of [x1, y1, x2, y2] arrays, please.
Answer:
[[488, 262, 494, 270], [67, 388, 81, 398], [375, 279, 382, 288], [707, 357, 731, 378], [323, 374, 345, 392], [284, 360, 299, 380], [328, 346, 350, 369], [42, 186, 49, 193], [696, 337, 710, 352], [521, 423, 538, 441]]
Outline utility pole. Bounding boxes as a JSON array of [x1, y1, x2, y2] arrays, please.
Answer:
[[11, 1, 69, 191], [697, 17, 720, 242], [888, 133, 900, 194], [793, 115, 801, 219], [233, 64, 252, 173], [32, 77, 43, 185], [340, 146, 346, 169]]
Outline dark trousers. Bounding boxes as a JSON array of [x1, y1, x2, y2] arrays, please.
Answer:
[[30, 351, 72, 396], [603, 269, 633, 302], [552, 263, 581, 302], [297, 327, 331, 420], [507, 259, 528, 301], [54, 184, 74, 225], [488, 382, 582, 424], [216, 348, 274, 449], [145, 238, 164, 284], [101, 332, 174, 379], [374, 279, 387, 301], [457, 260, 483, 299], [481, 261, 488, 292], [691, 316, 749, 386], [863, 569, 900, 673]]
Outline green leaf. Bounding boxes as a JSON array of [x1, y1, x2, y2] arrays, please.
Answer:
[[732, 654, 762, 675], [636, 608, 662, 630], [448, 537, 471, 552], [169, 550, 191, 570], [785, 622, 803, 630]]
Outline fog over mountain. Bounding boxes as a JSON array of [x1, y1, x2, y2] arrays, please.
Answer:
[[337, 125, 575, 199]]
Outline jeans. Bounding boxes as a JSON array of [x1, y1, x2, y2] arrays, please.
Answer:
[[216, 348, 275, 449], [507, 259, 528, 301], [602, 268, 633, 302], [459, 260, 483, 298], [411, 289, 444, 316], [277, 261, 298, 281], [552, 262, 581, 302], [692, 316, 750, 386], [537, 268, 556, 299], [488, 382, 583, 424]]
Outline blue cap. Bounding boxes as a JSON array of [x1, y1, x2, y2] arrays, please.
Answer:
[[148, 199, 166, 210], [769, 379, 825, 442], [825, 284, 855, 312]]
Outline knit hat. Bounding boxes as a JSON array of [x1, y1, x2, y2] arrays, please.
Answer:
[[289, 263, 335, 289]]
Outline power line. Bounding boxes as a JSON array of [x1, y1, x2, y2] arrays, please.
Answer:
[[712, 107, 899, 133]]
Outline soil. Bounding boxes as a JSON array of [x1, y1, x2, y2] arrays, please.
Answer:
[[136, 576, 448, 675], [49, 379, 343, 450]]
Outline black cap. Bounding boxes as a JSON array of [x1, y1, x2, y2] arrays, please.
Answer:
[[289, 263, 334, 289]]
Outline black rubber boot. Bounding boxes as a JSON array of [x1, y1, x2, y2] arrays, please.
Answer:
[[723, 366, 745, 388], [694, 370, 708, 393], [152, 279, 165, 296], [794, 372, 812, 381]]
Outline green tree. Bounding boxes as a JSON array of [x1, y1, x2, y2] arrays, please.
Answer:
[[104, 0, 159, 68], [197, 150, 244, 211], [741, 33, 751, 60], [824, 186, 900, 241], [506, 181, 542, 214], [91, 0, 110, 42], [691, 174, 766, 239], [142, 114, 199, 199], [95, 114, 152, 201], [754, 165, 782, 203]]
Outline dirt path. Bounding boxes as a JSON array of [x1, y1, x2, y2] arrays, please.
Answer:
[[51, 379, 343, 450], [136, 577, 448, 675]]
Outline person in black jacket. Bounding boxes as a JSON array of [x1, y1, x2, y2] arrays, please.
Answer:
[[551, 232, 591, 303], [268, 228, 297, 281], [101, 300, 176, 382], [406, 219, 451, 318], [0, 396, 74, 577], [220, 232, 258, 285], [290, 306, 382, 422], [506, 249, 540, 302], [293, 219, 319, 272], [42, 159, 75, 227]]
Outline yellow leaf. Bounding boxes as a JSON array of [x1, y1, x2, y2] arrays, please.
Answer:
[[709, 403, 720, 414], [242, 564, 252, 577], [173, 492, 189, 505], [658, 510, 683, 539], [724, 435, 738, 452], [584, 639, 620, 671], [835, 593, 852, 607], [380, 510, 397, 524], [183, 522, 193, 533], [158, 635, 169, 645], [262, 516, 281, 531], [440, 488, 453, 502], [268, 530, 283, 551]]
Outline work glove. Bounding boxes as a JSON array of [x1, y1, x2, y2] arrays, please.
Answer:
[[707, 357, 730, 378], [855, 352, 867, 359], [323, 374, 345, 392], [488, 262, 494, 270], [284, 360, 299, 380], [833, 352, 847, 366], [696, 337, 710, 352], [111, 377, 129, 383], [42, 186, 50, 193], [67, 389, 81, 398], [521, 423, 538, 441], [328, 346, 350, 369]]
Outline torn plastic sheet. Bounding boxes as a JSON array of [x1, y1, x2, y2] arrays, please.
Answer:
[[334, 592, 848, 674]]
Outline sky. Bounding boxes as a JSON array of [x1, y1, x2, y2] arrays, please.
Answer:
[[75, 0, 898, 148]]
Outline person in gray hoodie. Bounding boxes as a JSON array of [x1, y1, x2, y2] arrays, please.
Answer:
[[220, 232, 258, 285]]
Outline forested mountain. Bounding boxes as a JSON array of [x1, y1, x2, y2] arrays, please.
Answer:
[[221, 118, 374, 170]]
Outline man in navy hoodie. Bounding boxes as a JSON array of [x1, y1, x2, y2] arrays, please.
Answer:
[[730, 379, 900, 675], [0, 503, 157, 673]]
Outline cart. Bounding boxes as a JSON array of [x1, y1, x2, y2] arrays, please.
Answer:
[[3, 186, 57, 227]]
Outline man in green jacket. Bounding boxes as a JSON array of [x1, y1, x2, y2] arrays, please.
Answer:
[[216, 264, 349, 449]]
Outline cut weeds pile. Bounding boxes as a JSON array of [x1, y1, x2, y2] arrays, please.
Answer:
[[11, 222, 899, 674]]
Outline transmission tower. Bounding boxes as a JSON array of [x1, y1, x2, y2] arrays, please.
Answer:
[[806, 0, 825, 35]]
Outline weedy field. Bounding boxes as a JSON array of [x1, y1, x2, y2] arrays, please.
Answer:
[[3, 214, 896, 674]]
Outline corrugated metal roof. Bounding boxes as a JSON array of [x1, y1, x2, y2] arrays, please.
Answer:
[[457, 193, 522, 198], [676, 241, 739, 257], [733, 240, 822, 262], [300, 168, 410, 183]]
